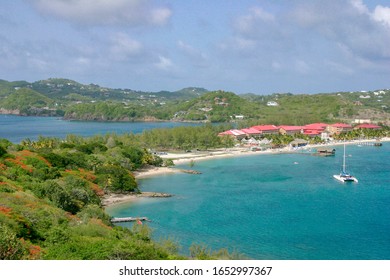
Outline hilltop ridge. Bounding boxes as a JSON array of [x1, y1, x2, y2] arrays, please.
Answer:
[[0, 78, 389, 125]]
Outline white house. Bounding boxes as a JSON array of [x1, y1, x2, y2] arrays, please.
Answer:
[[267, 101, 279, 106]]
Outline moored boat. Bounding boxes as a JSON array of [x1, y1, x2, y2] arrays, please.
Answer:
[[333, 144, 358, 183]]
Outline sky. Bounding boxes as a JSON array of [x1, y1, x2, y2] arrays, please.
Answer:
[[0, 0, 390, 94]]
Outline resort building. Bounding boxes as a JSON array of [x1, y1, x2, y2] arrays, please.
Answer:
[[302, 123, 328, 138], [240, 128, 262, 138], [279, 126, 304, 135], [218, 121, 382, 143], [218, 129, 246, 140], [354, 124, 381, 130], [327, 123, 353, 135], [250, 125, 279, 134]]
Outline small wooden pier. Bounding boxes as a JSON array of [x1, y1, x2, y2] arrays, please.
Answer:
[[315, 148, 336, 156], [357, 141, 382, 146], [111, 217, 151, 223]]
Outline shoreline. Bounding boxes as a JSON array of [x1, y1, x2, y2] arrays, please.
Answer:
[[102, 191, 173, 207], [104, 137, 389, 208], [166, 137, 390, 165]]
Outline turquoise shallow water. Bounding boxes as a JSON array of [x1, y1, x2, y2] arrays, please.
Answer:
[[107, 143, 390, 260]]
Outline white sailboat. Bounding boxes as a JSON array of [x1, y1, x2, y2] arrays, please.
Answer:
[[333, 144, 358, 183]]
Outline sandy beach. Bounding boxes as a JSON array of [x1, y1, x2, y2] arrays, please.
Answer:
[[132, 166, 182, 179], [161, 137, 390, 165], [103, 137, 389, 208]]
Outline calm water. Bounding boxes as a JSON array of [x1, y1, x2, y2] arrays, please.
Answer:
[[0, 115, 201, 143], [107, 143, 390, 260]]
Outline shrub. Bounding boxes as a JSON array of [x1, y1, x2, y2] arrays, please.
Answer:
[[0, 223, 26, 260]]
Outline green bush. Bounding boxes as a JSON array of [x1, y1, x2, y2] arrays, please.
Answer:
[[0, 223, 26, 260]]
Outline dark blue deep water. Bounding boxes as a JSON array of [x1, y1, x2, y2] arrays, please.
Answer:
[[0, 114, 201, 143]]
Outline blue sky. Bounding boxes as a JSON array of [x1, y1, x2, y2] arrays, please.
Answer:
[[1, 0, 389, 94]]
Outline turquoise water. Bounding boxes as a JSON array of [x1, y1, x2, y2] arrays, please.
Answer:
[[107, 143, 390, 260], [0, 115, 201, 143]]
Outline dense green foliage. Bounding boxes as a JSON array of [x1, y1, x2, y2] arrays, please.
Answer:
[[1, 78, 389, 124], [0, 125, 245, 260], [0, 134, 170, 260], [172, 90, 262, 122]]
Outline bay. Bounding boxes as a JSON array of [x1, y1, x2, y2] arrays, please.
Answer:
[[0, 114, 202, 143], [107, 143, 390, 260]]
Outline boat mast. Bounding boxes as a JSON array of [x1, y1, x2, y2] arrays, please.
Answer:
[[342, 143, 346, 173]]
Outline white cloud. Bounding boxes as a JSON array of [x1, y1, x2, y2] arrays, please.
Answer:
[[109, 33, 143, 61], [234, 7, 276, 36], [155, 55, 173, 71], [288, 1, 390, 60], [30, 0, 172, 27], [177, 40, 208, 67], [350, 0, 369, 14], [373, 5, 390, 27]]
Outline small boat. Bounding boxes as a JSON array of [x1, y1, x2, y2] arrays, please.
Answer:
[[333, 144, 358, 183]]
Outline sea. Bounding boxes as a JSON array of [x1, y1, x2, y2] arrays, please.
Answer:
[[0, 115, 202, 143], [1, 115, 389, 260], [107, 143, 390, 260]]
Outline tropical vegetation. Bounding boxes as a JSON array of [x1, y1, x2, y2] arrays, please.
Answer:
[[1, 78, 389, 125], [0, 125, 243, 260]]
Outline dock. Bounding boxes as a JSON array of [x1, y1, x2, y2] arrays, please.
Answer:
[[315, 148, 336, 156], [357, 141, 382, 146], [111, 217, 151, 223]]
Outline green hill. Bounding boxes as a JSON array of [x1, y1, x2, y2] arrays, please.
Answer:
[[172, 90, 262, 122], [0, 88, 60, 116], [0, 78, 389, 125]]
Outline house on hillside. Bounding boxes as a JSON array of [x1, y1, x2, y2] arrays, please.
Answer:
[[250, 125, 279, 135], [327, 123, 353, 135], [354, 119, 371, 124], [267, 101, 279, 106], [279, 126, 304, 135]]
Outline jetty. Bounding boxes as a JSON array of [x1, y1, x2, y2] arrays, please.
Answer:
[[315, 148, 336, 156], [111, 217, 151, 223], [179, 169, 202, 174], [357, 141, 382, 146]]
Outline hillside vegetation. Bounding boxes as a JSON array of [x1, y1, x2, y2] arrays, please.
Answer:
[[0, 78, 389, 124], [0, 125, 240, 260]]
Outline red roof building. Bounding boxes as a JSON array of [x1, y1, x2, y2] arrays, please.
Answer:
[[241, 128, 262, 137], [303, 130, 322, 137], [302, 123, 328, 136], [304, 123, 329, 131], [218, 129, 246, 139], [354, 124, 381, 130], [250, 125, 279, 134]]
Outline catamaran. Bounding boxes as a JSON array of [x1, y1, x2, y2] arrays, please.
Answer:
[[333, 144, 358, 183]]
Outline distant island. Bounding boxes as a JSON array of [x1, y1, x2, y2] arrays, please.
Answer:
[[0, 78, 389, 125]]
